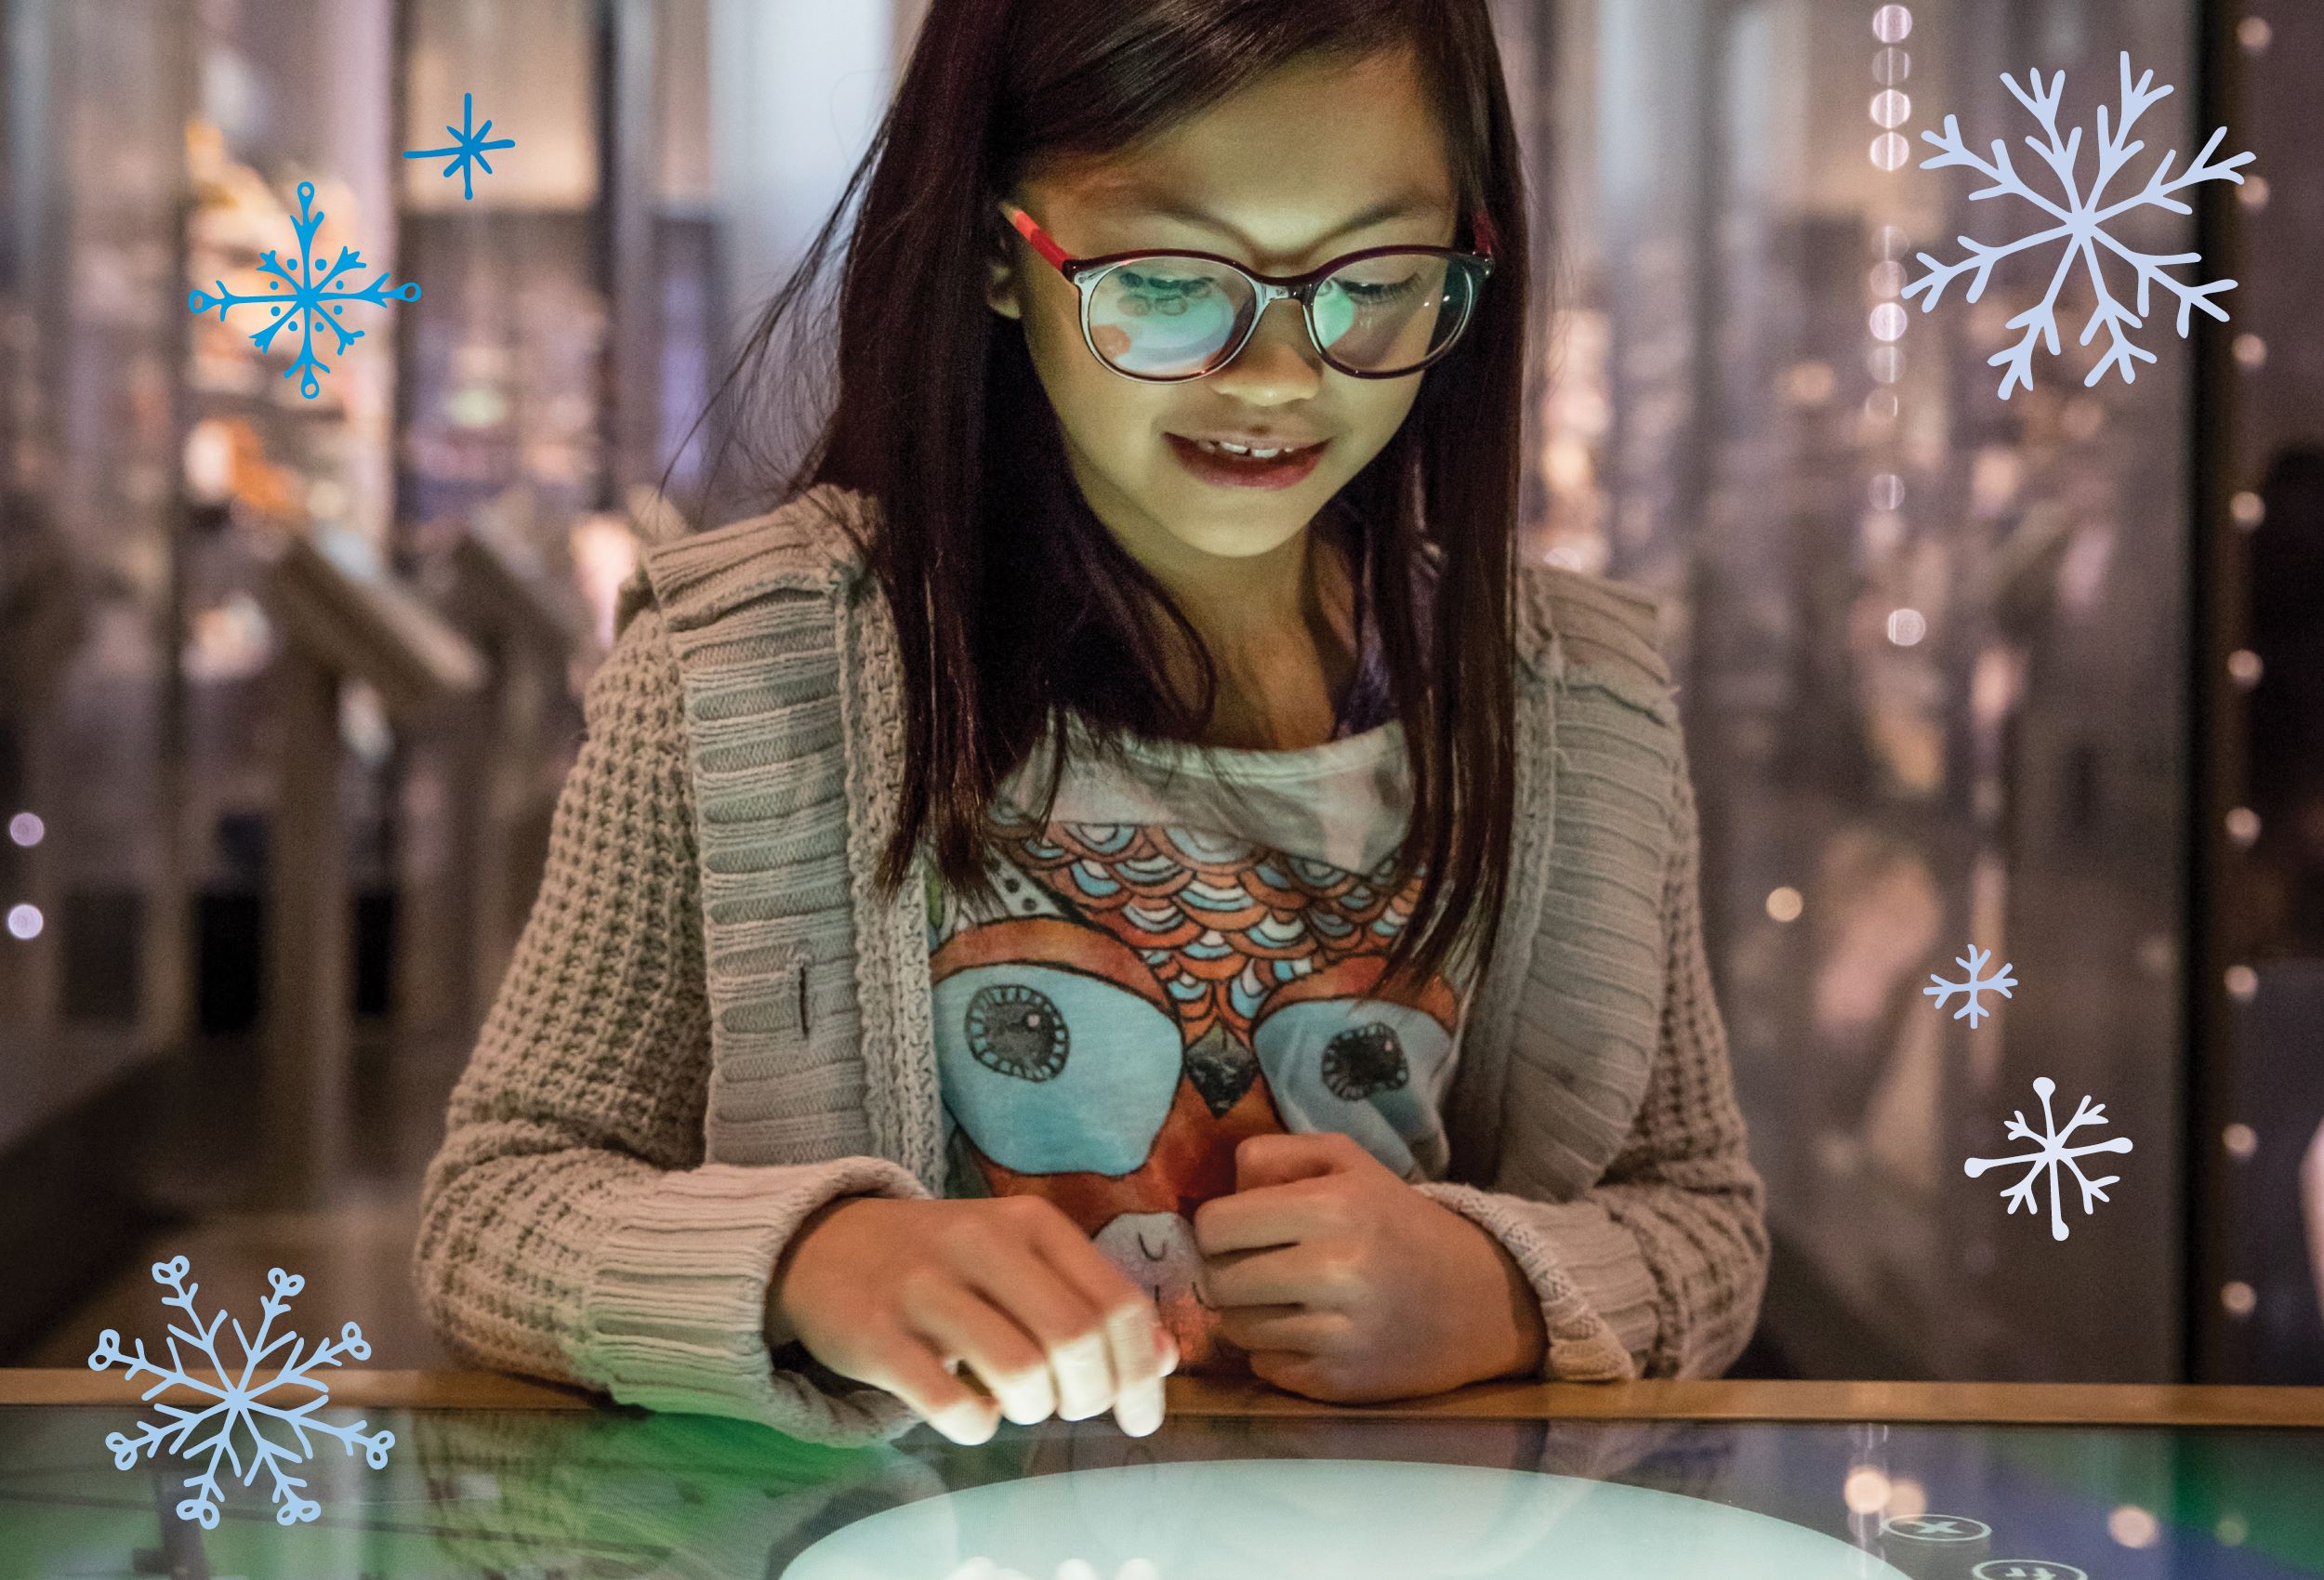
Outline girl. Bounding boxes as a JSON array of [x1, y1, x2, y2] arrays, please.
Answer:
[[414, 0, 1768, 1451]]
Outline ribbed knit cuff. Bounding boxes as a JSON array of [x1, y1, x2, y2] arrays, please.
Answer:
[[1412, 1180, 1656, 1382], [576, 1158, 937, 1447]]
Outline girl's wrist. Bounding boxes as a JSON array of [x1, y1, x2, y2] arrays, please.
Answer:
[[765, 1194, 875, 1350], [1466, 1222, 1550, 1381]]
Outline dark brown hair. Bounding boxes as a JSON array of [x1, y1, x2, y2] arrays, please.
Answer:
[[685, 0, 1532, 999]]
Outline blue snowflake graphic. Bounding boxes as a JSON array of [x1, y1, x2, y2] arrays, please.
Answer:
[[188, 180, 420, 401], [1905, 52, 2253, 400], [1924, 941, 2017, 1029], [403, 91, 516, 202], [86, 1257, 394, 1528]]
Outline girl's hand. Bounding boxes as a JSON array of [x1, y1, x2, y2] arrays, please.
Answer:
[[769, 1195, 1178, 1445], [1194, 1132, 1546, 1403]]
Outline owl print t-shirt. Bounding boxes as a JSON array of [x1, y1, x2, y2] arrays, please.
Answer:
[[920, 569, 1477, 1376]]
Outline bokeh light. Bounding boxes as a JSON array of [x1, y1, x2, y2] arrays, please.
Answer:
[[1843, 1466, 1891, 1515], [1786, 360, 1839, 405]]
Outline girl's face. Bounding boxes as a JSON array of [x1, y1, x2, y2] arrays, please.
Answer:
[[987, 46, 1459, 568]]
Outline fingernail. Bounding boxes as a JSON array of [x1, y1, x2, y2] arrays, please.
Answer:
[[1116, 1380, 1164, 1437], [938, 1402, 995, 1444]]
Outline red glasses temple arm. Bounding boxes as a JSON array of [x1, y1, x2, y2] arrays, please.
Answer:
[[1005, 204, 1075, 272], [1003, 202, 1499, 272]]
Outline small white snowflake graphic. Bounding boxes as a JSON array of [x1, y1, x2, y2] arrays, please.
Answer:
[[1924, 941, 2017, 1029], [1964, 1076, 2134, 1241], [1904, 51, 2254, 400], [86, 1257, 393, 1528]]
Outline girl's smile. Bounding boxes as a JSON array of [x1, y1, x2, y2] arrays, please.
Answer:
[[1163, 432, 1333, 491]]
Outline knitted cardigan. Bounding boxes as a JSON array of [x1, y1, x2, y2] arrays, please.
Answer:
[[411, 482, 1768, 1448]]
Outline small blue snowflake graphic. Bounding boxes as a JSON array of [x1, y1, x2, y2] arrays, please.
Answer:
[[1964, 1076, 2133, 1242], [1904, 51, 2254, 400], [403, 91, 516, 202], [188, 180, 421, 400], [86, 1257, 393, 1528], [1924, 941, 2017, 1029]]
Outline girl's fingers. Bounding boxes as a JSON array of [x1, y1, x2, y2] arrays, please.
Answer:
[[874, 1326, 1002, 1444], [949, 1225, 1124, 1422], [1024, 1210, 1174, 1407], [901, 1276, 1062, 1427]]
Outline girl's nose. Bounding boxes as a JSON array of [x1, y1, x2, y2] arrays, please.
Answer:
[[1214, 296, 1325, 398]]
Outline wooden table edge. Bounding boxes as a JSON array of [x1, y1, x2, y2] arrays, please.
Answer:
[[6, 1371, 2323, 1427]]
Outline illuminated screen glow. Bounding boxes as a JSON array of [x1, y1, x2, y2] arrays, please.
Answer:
[[786, 1457, 1914, 1580]]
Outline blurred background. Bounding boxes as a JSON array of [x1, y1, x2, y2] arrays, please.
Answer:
[[1, 0, 2318, 1389]]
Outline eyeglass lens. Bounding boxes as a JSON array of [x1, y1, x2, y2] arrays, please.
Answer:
[[1086, 254, 1473, 378]]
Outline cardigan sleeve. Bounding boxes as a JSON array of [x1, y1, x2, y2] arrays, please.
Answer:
[[410, 595, 936, 1448], [1412, 720, 1771, 1381]]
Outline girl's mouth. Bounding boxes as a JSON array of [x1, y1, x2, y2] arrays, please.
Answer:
[[1165, 433, 1330, 491]]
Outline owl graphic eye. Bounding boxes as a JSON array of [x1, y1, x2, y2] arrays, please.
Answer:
[[934, 960, 1182, 1176], [1320, 1021, 1411, 1102], [964, 982, 1068, 1081], [1250, 996, 1456, 1174]]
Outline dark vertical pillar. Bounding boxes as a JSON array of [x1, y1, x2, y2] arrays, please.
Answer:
[[2184, 0, 2244, 1387], [596, 0, 660, 513], [149, 0, 200, 1057], [263, 651, 351, 1207]]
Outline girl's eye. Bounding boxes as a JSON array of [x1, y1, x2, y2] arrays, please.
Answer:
[[1327, 272, 1424, 306], [1117, 269, 1214, 299]]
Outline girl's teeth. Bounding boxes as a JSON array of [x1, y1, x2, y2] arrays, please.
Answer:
[[1195, 439, 1292, 459]]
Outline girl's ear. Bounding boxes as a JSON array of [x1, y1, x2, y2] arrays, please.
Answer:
[[985, 249, 1024, 321]]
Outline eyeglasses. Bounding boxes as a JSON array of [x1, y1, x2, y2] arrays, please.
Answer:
[[1000, 200, 1497, 383]]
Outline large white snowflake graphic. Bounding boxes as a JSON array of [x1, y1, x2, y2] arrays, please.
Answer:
[[1964, 1076, 2134, 1242], [188, 179, 421, 400], [86, 1257, 394, 1528], [1904, 51, 2253, 400], [1924, 941, 2016, 1029]]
